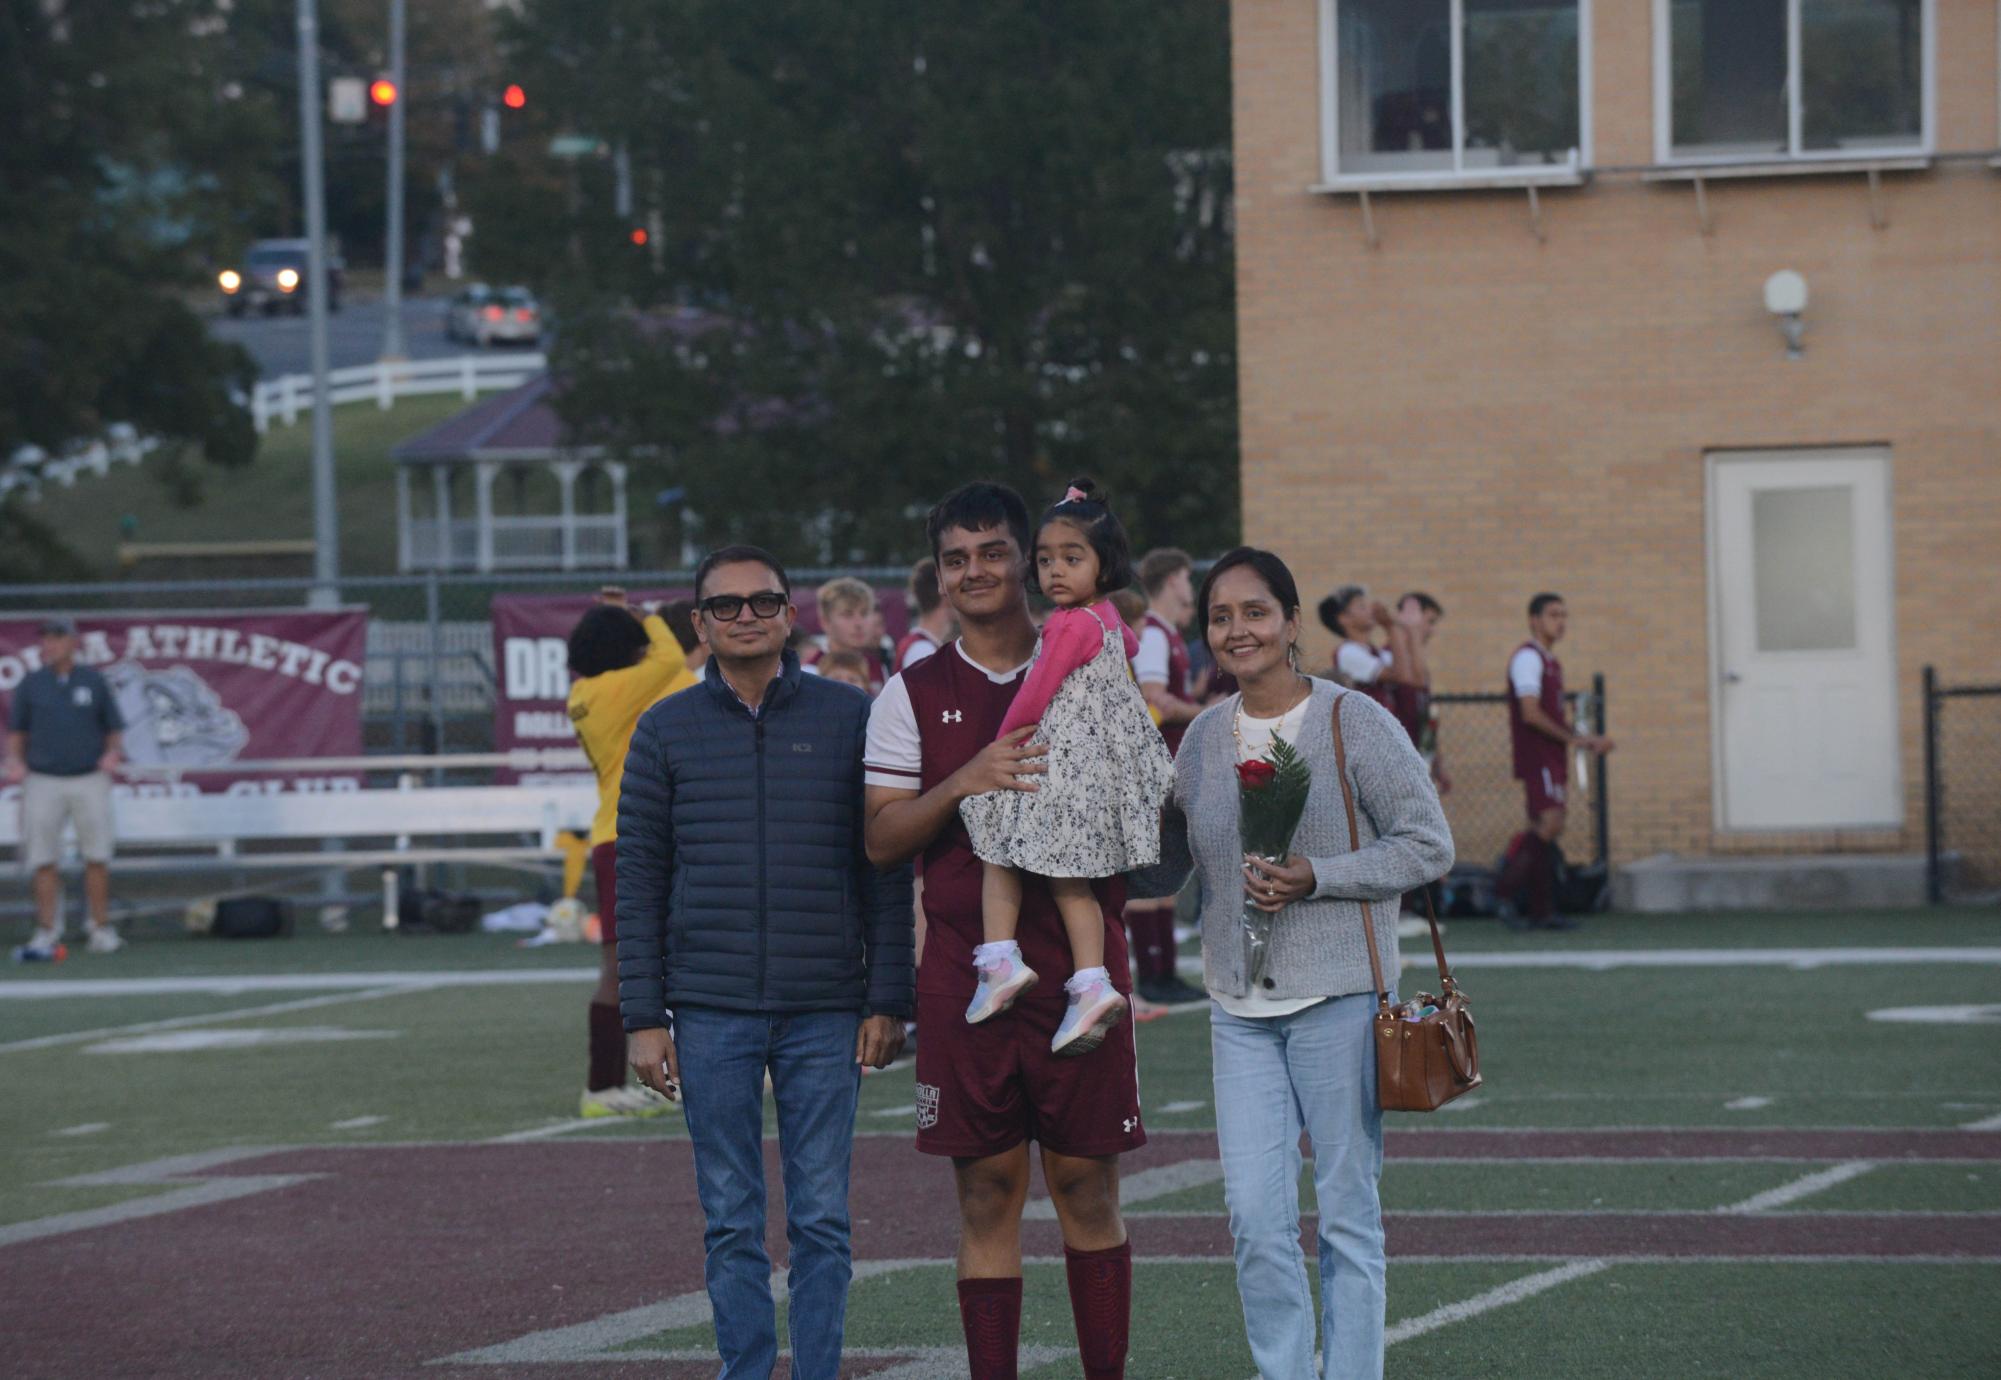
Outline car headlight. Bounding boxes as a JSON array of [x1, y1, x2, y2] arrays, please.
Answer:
[[277, 268, 300, 290], [218, 270, 241, 292]]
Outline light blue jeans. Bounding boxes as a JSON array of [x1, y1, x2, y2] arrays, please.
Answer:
[[1210, 992, 1387, 1380], [674, 1007, 862, 1380]]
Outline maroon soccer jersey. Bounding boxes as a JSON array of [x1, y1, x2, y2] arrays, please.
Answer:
[[1389, 681, 1430, 750], [1507, 640, 1567, 784], [900, 647, 1132, 1003], [1141, 611, 1193, 756]]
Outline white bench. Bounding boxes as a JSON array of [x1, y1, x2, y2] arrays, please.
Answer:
[[0, 753, 597, 874]]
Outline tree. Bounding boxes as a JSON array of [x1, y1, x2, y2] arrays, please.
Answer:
[[482, 0, 1238, 565], [0, 0, 268, 579]]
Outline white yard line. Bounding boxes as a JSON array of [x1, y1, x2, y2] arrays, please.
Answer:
[[1719, 1161, 1876, 1214], [486, 1117, 649, 1144], [1027, 1156, 1224, 1221], [51, 1122, 111, 1137], [0, 985, 422, 1053], [330, 1115, 387, 1130], [1960, 1111, 2001, 1131], [0, 969, 595, 999], [1725, 1096, 1774, 1110], [1383, 1260, 1610, 1347], [871, 1104, 917, 1119], [1158, 1100, 1208, 1114], [1441, 946, 2001, 970]]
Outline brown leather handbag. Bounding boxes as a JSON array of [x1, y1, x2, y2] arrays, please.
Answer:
[[1330, 694, 1482, 1112]]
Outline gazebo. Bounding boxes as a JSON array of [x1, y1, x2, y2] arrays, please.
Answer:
[[391, 374, 628, 572]]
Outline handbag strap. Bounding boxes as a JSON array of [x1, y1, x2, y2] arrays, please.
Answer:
[[1328, 692, 1457, 1007]]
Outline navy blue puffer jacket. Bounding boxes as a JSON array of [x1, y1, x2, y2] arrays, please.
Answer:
[[614, 652, 915, 1030]]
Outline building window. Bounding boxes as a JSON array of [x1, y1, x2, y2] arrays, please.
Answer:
[[1662, 0, 1929, 162], [1324, 0, 1586, 183]]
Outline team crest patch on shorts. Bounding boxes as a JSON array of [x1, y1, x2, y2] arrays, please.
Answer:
[[915, 1082, 940, 1130]]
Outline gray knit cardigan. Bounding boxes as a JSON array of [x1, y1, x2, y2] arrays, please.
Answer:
[[1129, 678, 1455, 1002]]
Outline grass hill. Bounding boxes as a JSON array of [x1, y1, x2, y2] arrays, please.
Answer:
[[23, 394, 470, 581]]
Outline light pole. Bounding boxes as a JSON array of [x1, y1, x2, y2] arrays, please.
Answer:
[[297, 0, 340, 606], [380, 0, 408, 361]]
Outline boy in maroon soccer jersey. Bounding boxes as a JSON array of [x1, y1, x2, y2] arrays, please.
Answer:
[[864, 482, 1141, 1380], [1499, 592, 1615, 930]]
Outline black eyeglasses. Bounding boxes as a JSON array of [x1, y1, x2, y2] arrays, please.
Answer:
[[699, 592, 788, 622]]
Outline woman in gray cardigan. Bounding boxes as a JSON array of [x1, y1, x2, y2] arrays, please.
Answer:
[[1134, 547, 1453, 1380]]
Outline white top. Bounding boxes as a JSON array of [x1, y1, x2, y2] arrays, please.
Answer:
[[1508, 644, 1546, 698], [1132, 623, 1172, 686], [899, 630, 942, 671], [1335, 640, 1389, 685], [1212, 694, 1329, 1021], [863, 640, 1032, 791]]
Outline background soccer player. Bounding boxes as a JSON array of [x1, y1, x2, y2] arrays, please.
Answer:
[[1500, 592, 1614, 930]]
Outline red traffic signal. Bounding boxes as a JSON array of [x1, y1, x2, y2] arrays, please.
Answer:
[[502, 83, 526, 110], [369, 78, 398, 107], [629, 226, 650, 247]]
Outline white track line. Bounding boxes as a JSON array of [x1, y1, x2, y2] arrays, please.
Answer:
[[0, 985, 421, 1053], [1383, 1259, 1610, 1347], [1720, 1161, 1876, 1214]]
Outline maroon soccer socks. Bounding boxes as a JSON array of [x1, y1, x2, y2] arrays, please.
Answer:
[[1064, 1240, 1132, 1380], [957, 1276, 1023, 1380], [959, 1247, 1131, 1380], [586, 1000, 626, 1091]]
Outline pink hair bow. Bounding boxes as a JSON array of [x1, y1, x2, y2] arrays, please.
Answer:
[[1061, 485, 1088, 504]]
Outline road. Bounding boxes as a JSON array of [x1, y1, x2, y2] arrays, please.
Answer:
[[208, 295, 526, 378]]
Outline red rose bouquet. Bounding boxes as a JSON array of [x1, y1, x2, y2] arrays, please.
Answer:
[[1237, 733, 1312, 987]]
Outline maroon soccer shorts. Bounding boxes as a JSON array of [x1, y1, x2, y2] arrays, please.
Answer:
[[913, 988, 1147, 1160], [1523, 766, 1568, 821], [591, 841, 618, 945]]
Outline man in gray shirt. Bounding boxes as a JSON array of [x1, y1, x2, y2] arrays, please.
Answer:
[[4, 617, 127, 957]]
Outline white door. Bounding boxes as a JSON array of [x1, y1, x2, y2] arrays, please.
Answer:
[[1708, 450, 1900, 831]]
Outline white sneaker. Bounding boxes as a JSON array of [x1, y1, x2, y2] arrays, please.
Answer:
[[1051, 975, 1127, 1057], [966, 951, 1039, 1024], [86, 927, 126, 955], [579, 1084, 678, 1119], [27, 926, 62, 952]]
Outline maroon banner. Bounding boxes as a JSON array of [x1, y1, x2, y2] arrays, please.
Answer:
[[0, 609, 368, 799], [492, 586, 908, 782]]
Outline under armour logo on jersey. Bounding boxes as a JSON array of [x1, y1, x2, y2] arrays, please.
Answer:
[[942, 710, 963, 723], [1122, 1116, 1139, 1133]]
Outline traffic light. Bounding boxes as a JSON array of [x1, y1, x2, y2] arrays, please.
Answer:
[[369, 77, 398, 107], [502, 83, 526, 110]]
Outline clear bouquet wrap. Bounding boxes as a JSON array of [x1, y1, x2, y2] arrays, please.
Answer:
[[1236, 734, 1312, 989]]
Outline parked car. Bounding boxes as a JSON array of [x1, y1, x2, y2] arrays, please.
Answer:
[[446, 284, 542, 347], [217, 239, 344, 316]]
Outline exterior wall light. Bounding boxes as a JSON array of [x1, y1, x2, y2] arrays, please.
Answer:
[[1764, 270, 1808, 360]]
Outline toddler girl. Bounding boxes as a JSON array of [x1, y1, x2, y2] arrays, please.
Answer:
[[959, 479, 1176, 1055]]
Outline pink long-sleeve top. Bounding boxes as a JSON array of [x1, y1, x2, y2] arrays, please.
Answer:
[[995, 600, 1139, 738]]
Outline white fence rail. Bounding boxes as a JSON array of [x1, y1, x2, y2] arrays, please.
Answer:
[[251, 353, 546, 432]]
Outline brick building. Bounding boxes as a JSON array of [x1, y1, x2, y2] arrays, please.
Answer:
[[1231, 0, 2000, 875]]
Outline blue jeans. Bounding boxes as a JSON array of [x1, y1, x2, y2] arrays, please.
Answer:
[[673, 1007, 862, 1380], [1210, 992, 1387, 1380]]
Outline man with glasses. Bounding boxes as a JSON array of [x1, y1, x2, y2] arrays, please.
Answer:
[[616, 544, 915, 1380]]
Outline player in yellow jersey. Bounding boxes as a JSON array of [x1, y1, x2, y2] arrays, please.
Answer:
[[567, 588, 692, 1117]]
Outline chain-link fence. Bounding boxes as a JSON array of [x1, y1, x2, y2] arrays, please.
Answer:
[[1431, 679, 1609, 873], [1924, 668, 2001, 904]]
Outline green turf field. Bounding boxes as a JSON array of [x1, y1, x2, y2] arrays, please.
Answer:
[[5, 909, 2000, 1378]]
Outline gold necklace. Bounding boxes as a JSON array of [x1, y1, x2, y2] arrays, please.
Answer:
[[1232, 675, 1312, 758]]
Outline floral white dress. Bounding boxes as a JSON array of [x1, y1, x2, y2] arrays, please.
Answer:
[[961, 606, 1176, 878]]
